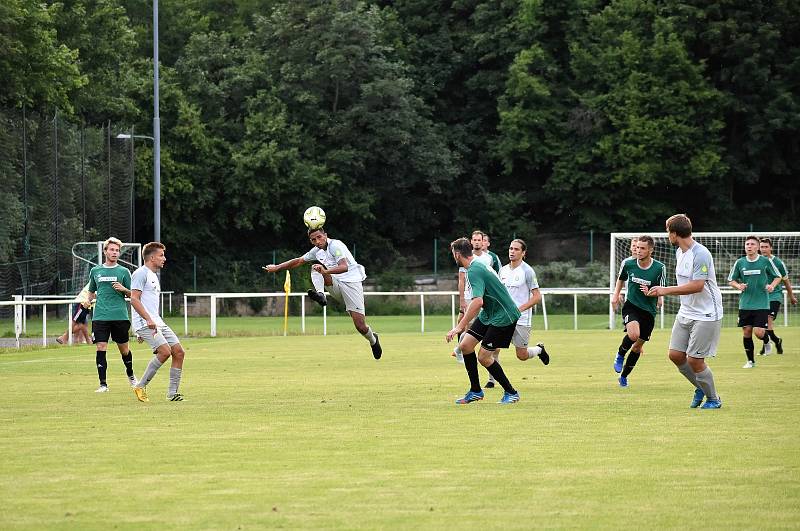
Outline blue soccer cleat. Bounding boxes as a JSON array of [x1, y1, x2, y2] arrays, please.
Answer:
[[690, 388, 705, 408], [614, 354, 624, 374], [618, 376, 628, 388], [498, 392, 520, 404], [455, 390, 484, 404], [700, 397, 722, 409]]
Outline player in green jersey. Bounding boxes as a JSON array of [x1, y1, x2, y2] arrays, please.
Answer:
[[87, 237, 136, 392], [758, 238, 797, 355], [727, 236, 782, 368], [611, 236, 666, 387], [446, 237, 522, 404]]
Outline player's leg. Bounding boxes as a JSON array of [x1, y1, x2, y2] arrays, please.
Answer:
[[455, 330, 483, 403], [765, 302, 782, 353], [614, 303, 636, 373], [92, 320, 111, 392], [164, 328, 186, 400], [619, 312, 651, 387], [484, 349, 498, 388], [340, 280, 381, 359], [668, 316, 704, 406], [477, 324, 519, 403], [741, 316, 756, 367], [111, 320, 136, 385], [512, 325, 547, 364], [308, 267, 329, 306], [132, 327, 170, 401], [687, 319, 722, 409]]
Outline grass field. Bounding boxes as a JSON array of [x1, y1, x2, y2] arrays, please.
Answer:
[[2, 326, 799, 529]]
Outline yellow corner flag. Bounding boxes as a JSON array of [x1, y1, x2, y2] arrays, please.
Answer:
[[283, 271, 291, 336]]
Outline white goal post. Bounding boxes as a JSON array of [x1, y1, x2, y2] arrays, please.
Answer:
[[610, 232, 800, 330]]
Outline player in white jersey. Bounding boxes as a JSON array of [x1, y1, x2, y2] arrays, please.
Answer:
[[264, 227, 382, 360], [454, 230, 497, 364], [645, 214, 723, 409], [129, 242, 186, 402], [496, 239, 550, 367]]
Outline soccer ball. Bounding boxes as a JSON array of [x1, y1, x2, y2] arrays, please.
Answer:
[[303, 206, 326, 229]]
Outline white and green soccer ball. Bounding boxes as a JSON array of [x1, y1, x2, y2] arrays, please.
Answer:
[[303, 206, 326, 229]]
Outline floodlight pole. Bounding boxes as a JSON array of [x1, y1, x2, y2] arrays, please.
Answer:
[[153, 0, 161, 243]]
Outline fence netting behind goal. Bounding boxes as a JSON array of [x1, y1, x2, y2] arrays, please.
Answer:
[[0, 107, 134, 317], [611, 232, 800, 328]]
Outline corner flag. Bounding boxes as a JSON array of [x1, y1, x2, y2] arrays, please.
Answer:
[[283, 271, 291, 336]]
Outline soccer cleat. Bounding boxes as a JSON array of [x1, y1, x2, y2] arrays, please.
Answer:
[[371, 333, 382, 360], [613, 354, 624, 374], [452, 346, 464, 363], [455, 390, 484, 404], [55, 337, 64, 345], [307, 289, 327, 307], [618, 376, 628, 388], [499, 391, 520, 404], [776, 337, 783, 355], [742, 360, 755, 369], [764, 342, 772, 355], [95, 384, 109, 393], [758, 344, 765, 355], [484, 380, 495, 389], [167, 393, 184, 402], [700, 397, 722, 409], [690, 388, 705, 408], [133, 386, 149, 402], [537, 343, 550, 365], [128, 375, 138, 388]]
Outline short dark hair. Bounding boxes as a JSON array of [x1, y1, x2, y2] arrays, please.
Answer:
[[510, 238, 527, 252], [638, 235, 655, 248], [451, 237, 472, 257], [745, 235, 759, 243], [142, 241, 165, 260], [308, 227, 326, 236], [666, 214, 692, 238], [759, 237, 773, 246]]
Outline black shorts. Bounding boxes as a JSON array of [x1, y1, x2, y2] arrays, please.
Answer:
[[92, 320, 131, 344], [72, 305, 91, 324], [466, 319, 516, 351], [767, 300, 781, 320], [622, 301, 655, 341], [737, 309, 769, 329]]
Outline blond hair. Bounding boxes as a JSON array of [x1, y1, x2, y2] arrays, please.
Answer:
[[103, 237, 122, 251]]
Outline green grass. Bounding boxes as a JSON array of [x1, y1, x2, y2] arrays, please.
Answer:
[[1, 327, 799, 529]]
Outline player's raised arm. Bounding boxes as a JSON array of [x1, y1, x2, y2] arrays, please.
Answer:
[[263, 256, 306, 273]]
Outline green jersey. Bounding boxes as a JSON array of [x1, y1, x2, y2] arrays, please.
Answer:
[[618, 257, 667, 315], [727, 255, 780, 310], [486, 250, 502, 273], [767, 256, 789, 302], [87, 264, 131, 321], [467, 260, 521, 327]]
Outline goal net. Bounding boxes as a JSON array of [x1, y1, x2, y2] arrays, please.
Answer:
[[68, 242, 142, 294], [610, 232, 800, 329]]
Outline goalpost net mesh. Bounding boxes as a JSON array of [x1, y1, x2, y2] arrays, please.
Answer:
[[610, 232, 800, 329], [68, 242, 141, 294]]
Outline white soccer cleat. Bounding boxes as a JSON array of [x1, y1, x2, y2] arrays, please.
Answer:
[[764, 342, 772, 355], [452, 346, 464, 363], [95, 384, 109, 393], [128, 376, 138, 388], [742, 360, 755, 369]]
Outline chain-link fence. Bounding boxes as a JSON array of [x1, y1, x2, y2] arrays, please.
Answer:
[[0, 107, 133, 317]]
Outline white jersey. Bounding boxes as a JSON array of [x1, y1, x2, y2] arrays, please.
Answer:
[[130, 266, 166, 330], [460, 252, 496, 301], [499, 262, 539, 327], [675, 241, 723, 321], [303, 238, 365, 283]]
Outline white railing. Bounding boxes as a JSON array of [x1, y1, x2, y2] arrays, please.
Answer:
[[1, 296, 81, 348], [182, 288, 622, 337]]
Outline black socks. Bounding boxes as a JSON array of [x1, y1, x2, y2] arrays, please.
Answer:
[[121, 352, 134, 378], [744, 337, 754, 362], [621, 351, 641, 378], [463, 352, 482, 393], [618, 335, 634, 356], [96, 351, 107, 385], [486, 360, 516, 394]]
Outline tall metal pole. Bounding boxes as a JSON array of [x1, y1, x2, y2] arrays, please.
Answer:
[[153, 0, 161, 243]]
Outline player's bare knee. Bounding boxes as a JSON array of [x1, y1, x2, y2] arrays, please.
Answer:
[[478, 349, 495, 367], [668, 350, 685, 365], [516, 348, 527, 361]]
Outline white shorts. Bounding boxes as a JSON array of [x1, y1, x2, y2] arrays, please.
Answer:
[[511, 324, 531, 348], [669, 316, 721, 359], [328, 278, 365, 314], [136, 325, 181, 352]]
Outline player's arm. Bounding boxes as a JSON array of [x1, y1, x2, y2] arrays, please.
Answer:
[[263, 256, 305, 273], [457, 270, 466, 314], [447, 297, 483, 342], [111, 282, 131, 296], [314, 258, 348, 275], [519, 288, 541, 313], [129, 290, 156, 330], [612, 280, 624, 310], [646, 279, 706, 297]]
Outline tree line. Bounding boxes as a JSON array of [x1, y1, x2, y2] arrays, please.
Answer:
[[2, 0, 798, 290]]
